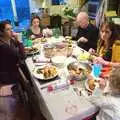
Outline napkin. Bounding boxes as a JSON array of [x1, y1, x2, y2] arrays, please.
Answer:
[[33, 56, 50, 64]]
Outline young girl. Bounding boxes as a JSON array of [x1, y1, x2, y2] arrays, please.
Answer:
[[88, 67, 120, 120]]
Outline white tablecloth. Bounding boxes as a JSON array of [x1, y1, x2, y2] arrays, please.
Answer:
[[25, 39, 98, 120]]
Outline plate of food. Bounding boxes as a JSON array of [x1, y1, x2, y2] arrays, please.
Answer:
[[24, 46, 40, 55], [33, 65, 58, 80], [67, 62, 92, 81], [35, 37, 47, 43], [85, 79, 99, 92]]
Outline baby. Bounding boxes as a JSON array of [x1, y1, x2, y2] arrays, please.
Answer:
[[88, 67, 120, 120]]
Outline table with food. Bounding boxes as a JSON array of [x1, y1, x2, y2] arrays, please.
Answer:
[[25, 36, 111, 120]]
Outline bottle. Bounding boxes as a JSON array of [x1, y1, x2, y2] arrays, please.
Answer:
[[22, 31, 28, 46], [68, 36, 72, 48], [47, 80, 75, 92]]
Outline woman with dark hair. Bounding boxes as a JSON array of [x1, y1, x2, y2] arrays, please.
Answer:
[[26, 15, 52, 40], [89, 21, 120, 66], [97, 22, 117, 61], [0, 20, 25, 87], [26, 15, 43, 39]]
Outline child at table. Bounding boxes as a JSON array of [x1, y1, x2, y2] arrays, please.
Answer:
[[88, 67, 120, 120]]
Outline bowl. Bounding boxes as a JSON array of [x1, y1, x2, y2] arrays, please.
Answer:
[[51, 56, 67, 68], [67, 62, 92, 81]]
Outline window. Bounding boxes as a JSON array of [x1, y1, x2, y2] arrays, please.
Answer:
[[88, 2, 99, 19], [0, 0, 14, 21], [0, 0, 30, 28], [52, 0, 67, 5], [15, 0, 30, 22]]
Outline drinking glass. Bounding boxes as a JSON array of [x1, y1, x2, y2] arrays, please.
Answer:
[[52, 28, 60, 38], [93, 63, 102, 78]]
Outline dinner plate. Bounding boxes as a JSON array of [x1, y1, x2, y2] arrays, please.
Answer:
[[24, 47, 40, 55], [34, 38, 47, 44], [33, 65, 58, 80]]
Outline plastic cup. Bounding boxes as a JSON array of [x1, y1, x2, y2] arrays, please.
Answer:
[[93, 64, 102, 78], [27, 39, 32, 47]]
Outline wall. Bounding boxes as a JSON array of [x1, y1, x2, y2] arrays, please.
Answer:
[[30, 0, 84, 15], [30, 0, 50, 12], [30, 0, 41, 12]]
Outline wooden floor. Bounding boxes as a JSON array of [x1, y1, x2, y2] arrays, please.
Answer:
[[0, 85, 46, 120]]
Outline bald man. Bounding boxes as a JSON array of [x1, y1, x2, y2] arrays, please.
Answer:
[[75, 12, 98, 51]]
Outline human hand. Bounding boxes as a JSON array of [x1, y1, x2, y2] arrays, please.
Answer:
[[30, 35, 36, 39], [42, 28, 53, 37], [94, 57, 109, 65], [78, 37, 88, 43], [12, 32, 22, 43], [88, 48, 95, 54]]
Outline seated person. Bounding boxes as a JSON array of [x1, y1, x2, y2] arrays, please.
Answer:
[[89, 21, 120, 66], [74, 12, 98, 51], [0, 20, 25, 87], [26, 15, 43, 39], [26, 15, 52, 40], [88, 67, 120, 120]]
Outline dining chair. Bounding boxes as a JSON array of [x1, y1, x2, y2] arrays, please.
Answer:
[[18, 65, 45, 120]]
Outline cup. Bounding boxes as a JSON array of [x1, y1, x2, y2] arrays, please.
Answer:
[[27, 39, 32, 47], [17, 32, 22, 42], [93, 64, 102, 78], [52, 28, 60, 38], [43, 44, 55, 58]]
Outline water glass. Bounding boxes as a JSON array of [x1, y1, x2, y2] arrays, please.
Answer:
[[52, 28, 60, 38]]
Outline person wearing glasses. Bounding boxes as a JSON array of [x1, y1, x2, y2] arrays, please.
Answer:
[[0, 20, 25, 95]]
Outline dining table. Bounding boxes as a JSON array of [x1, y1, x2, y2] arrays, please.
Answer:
[[24, 36, 99, 120]]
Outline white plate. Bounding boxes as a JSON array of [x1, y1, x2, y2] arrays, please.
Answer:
[[25, 47, 40, 55], [34, 38, 47, 43], [33, 66, 58, 80]]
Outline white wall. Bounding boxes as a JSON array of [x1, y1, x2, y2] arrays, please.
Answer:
[[29, 0, 41, 13], [30, 0, 51, 12], [30, 0, 82, 14]]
